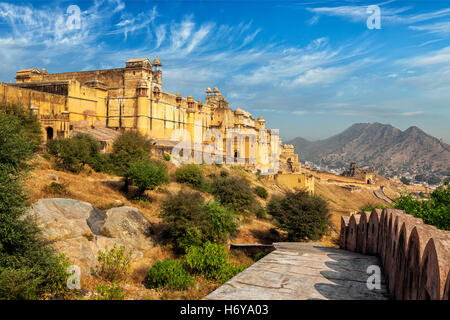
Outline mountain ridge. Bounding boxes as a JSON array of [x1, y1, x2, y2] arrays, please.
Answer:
[[286, 122, 450, 179]]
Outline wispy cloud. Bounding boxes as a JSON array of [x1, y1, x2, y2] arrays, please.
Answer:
[[409, 21, 450, 35], [398, 46, 450, 67], [307, 4, 450, 27]]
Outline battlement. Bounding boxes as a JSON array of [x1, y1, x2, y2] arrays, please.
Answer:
[[340, 208, 449, 300]]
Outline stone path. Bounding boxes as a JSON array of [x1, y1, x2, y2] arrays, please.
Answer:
[[373, 186, 393, 204], [205, 242, 390, 300]]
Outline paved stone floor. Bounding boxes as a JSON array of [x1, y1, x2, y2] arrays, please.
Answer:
[[205, 242, 390, 300]]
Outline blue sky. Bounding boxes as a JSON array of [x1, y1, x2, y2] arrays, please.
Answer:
[[0, 0, 449, 142]]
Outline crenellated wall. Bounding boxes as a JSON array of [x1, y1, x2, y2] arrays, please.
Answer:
[[340, 208, 449, 300]]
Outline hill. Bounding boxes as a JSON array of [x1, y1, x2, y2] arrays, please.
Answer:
[[287, 122, 450, 180]]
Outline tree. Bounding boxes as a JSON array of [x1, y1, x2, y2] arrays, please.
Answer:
[[0, 109, 69, 299], [110, 131, 152, 175], [160, 190, 237, 252], [210, 175, 262, 216], [267, 190, 331, 241], [400, 177, 410, 185], [393, 175, 449, 230]]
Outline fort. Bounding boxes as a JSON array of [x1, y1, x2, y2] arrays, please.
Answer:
[[1, 57, 314, 192], [342, 162, 376, 184]]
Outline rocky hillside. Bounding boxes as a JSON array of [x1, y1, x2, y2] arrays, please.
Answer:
[[287, 122, 450, 179]]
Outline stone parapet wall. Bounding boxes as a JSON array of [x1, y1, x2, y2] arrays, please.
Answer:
[[340, 208, 449, 300]]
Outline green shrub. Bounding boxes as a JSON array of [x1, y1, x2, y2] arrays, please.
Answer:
[[0, 112, 36, 174], [95, 282, 126, 300], [183, 242, 246, 283], [163, 153, 171, 161], [146, 259, 194, 290], [161, 190, 208, 251], [254, 186, 268, 199], [393, 177, 449, 230], [42, 182, 69, 196], [255, 205, 267, 219], [46, 133, 101, 173], [109, 131, 152, 175], [400, 177, 410, 185], [160, 190, 237, 252], [97, 244, 132, 282], [125, 161, 168, 195], [254, 251, 269, 261], [88, 153, 116, 174], [174, 164, 206, 190], [0, 267, 41, 300], [210, 175, 260, 216], [359, 203, 386, 213], [220, 169, 229, 177], [267, 190, 331, 241], [176, 227, 204, 251], [203, 201, 238, 243]]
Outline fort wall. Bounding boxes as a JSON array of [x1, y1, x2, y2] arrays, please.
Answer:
[[276, 172, 315, 193], [304, 168, 377, 187], [340, 208, 450, 300]]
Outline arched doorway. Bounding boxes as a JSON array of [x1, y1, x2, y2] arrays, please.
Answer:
[[46, 127, 54, 141]]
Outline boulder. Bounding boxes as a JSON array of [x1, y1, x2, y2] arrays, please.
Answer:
[[29, 198, 96, 241], [100, 206, 153, 250], [28, 198, 152, 276]]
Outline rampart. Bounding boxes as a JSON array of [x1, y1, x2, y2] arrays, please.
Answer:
[[304, 168, 377, 187], [340, 208, 450, 300]]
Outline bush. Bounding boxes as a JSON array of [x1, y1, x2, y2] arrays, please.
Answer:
[[267, 190, 331, 241], [88, 153, 116, 174], [46, 133, 101, 173], [161, 190, 207, 251], [220, 169, 229, 177], [359, 203, 386, 213], [203, 201, 238, 244], [125, 161, 168, 195], [174, 164, 206, 190], [160, 190, 237, 252], [210, 175, 260, 216], [163, 153, 171, 161], [146, 259, 194, 290], [400, 177, 410, 185], [183, 242, 246, 283], [254, 186, 268, 199], [393, 177, 449, 230], [109, 131, 152, 175], [95, 282, 126, 300], [42, 182, 69, 196], [254, 251, 269, 262], [255, 205, 267, 219], [97, 244, 132, 282], [0, 109, 70, 300]]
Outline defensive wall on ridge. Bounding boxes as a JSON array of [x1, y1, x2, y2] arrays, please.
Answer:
[[340, 208, 450, 300], [304, 168, 378, 187]]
